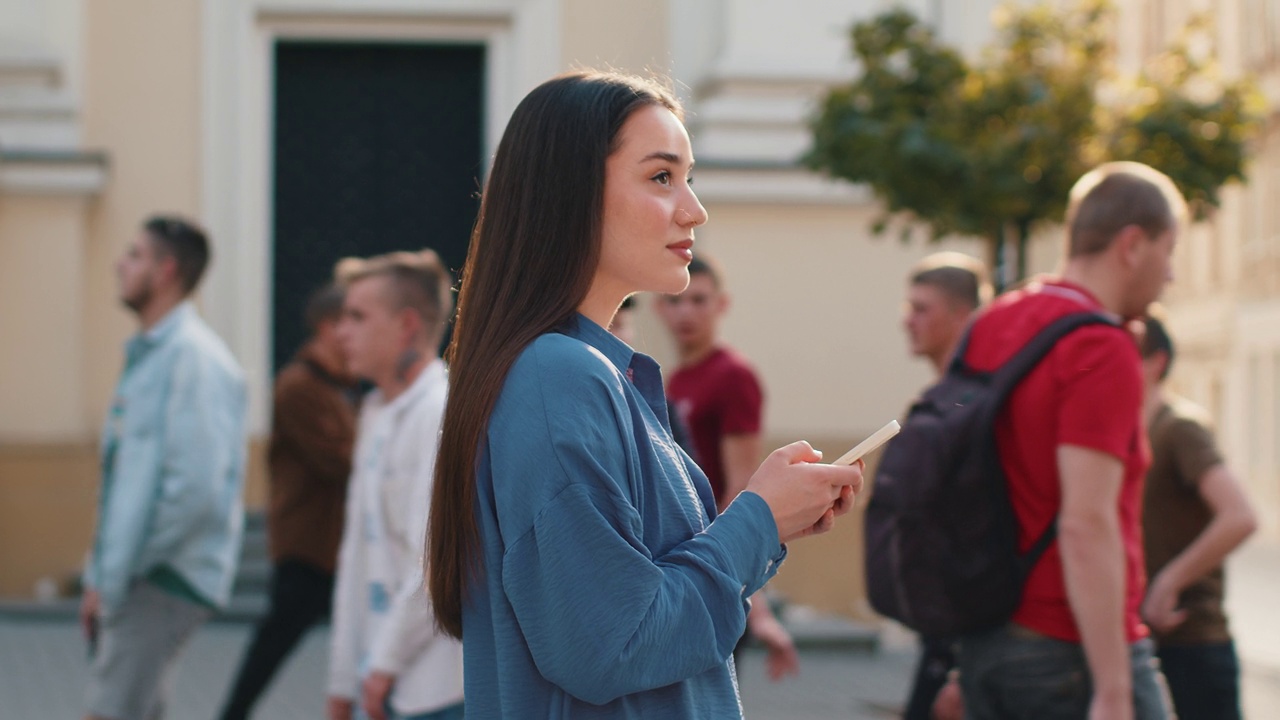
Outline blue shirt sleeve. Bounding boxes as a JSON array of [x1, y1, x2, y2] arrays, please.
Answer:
[[488, 337, 784, 705]]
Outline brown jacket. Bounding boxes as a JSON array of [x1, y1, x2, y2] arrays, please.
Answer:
[[267, 341, 358, 573]]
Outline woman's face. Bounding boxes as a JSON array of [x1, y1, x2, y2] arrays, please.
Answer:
[[594, 105, 708, 302]]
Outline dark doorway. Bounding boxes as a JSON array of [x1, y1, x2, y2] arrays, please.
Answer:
[[271, 41, 484, 372]]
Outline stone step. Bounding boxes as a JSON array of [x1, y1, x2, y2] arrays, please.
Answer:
[[230, 556, 272, 597]]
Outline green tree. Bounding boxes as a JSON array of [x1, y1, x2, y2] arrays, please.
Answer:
[[807, 0, 1260, 287]]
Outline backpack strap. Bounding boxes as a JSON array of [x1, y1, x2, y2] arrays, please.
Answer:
[[993, 310, 1122, 571], [990, 311, 1120, 398], [946, 319, 979, 376]]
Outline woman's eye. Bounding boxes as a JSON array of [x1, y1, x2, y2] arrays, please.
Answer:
[[687, 174, 695, 186], [652, 171, 671, 185]]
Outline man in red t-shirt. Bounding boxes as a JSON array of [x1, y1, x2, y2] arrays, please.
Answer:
[[957, 163, 1184, 720], [656, 256, 798, 682]]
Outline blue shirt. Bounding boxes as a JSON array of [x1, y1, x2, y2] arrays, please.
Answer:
[[87, 302, 248, 613], [463, 314, 786, 718]]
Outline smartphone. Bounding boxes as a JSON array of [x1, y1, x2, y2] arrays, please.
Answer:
[[832, 420, 901, 466]]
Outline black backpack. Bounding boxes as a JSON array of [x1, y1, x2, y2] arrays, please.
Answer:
[[864, 311, 1118, 637]]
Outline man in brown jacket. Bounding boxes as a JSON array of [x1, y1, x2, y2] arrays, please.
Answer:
[[219, 284, 360, 720]]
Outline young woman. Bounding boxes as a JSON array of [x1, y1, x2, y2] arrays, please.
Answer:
[[428, 71, 863, 718]]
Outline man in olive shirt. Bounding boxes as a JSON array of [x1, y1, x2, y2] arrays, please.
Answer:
[[1140, 312, 1257, 720]]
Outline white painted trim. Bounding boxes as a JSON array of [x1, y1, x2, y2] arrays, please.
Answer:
[[692, 166, 872, 206], [0, 159, 106, 195], [200, 0, 560, 436]]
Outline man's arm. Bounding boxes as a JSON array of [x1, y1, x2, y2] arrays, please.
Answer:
[[721, 433, 762, 512], [272, 372, 355, 486], [1058, 444, 1131, 719], [1144, 464, 1257, 631], [717, 361, 765, 512]]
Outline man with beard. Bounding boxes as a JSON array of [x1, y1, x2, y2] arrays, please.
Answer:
[[81, 216, 247, 720]]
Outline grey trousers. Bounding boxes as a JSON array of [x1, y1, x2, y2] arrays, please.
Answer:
[[85, 581, 212, 720]]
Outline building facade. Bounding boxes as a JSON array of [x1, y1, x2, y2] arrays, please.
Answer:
[[1, 0, 1275, 616], [1116, 0, 1280, 536]]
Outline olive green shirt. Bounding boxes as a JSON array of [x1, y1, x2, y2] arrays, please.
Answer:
[[1142, 397, 1231, 646]]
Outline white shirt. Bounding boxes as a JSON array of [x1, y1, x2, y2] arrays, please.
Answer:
[[328, 359, 463, 715]]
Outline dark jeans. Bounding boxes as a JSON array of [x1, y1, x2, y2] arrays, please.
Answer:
[[1157, 641, 1241, 720], [958, 624, 1168, 720], [218, 559, 334, 720], [904, 635, 956, 720]]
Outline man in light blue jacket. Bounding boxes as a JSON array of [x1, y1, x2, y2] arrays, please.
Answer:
[[80, 215, 247, 720]]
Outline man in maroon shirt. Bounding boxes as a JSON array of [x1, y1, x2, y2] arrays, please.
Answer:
[[656, 256, 798, 681], [957, 162, 1184, 720]]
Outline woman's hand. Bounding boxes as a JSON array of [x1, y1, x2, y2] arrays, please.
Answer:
[[744, 441, 863, 543]]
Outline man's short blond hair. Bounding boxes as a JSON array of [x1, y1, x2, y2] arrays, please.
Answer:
[[1065, 162, 1189, 258], [909, 252, 993, 309], [334, 249, 454, 332]]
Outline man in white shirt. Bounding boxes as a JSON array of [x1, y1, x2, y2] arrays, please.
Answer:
[[327, 250, 463, 720]]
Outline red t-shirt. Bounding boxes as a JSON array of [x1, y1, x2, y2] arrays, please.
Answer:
[[964, 278, 1150, 643], [666, 347, 764, 504]]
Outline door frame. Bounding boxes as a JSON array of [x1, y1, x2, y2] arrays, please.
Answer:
[[199, 0, 560, 434]]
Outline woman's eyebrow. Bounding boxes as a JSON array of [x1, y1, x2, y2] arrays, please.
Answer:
[[639, 151, 681, 164]]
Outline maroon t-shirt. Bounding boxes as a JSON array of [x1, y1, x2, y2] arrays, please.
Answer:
[[666, 347, 764, 505]]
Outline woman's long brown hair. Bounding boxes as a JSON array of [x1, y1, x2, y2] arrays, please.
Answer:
[[428, 72, 681, 638]]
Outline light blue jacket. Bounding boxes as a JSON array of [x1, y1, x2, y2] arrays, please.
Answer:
[[86, 302, 248, 613]]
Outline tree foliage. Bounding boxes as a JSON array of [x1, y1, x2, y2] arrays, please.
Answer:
[[806, 0, 1262, 283]]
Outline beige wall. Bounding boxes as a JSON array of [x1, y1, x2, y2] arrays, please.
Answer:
[[81, 0, 204, 427], [0, 443, 97, 596], [0, 0, 214, 599], [560, 0, 670, 75], [0, 439, 269, 599], [0, 194, 89, 441]]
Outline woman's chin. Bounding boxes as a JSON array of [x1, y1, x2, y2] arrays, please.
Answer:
[[652, 269, 691, 297]]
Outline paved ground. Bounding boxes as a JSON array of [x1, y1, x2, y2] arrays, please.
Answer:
[[0, 618, 911, 720], [2, 537, 1277, 719], [1225, 538, 1280, 716]]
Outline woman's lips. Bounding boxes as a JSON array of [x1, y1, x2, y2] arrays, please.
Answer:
[[668, 240, 693, 261]]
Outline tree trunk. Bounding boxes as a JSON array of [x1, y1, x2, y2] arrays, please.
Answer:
[[988, 228, 1006, 295], [1016, 219, 1032, 283]]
